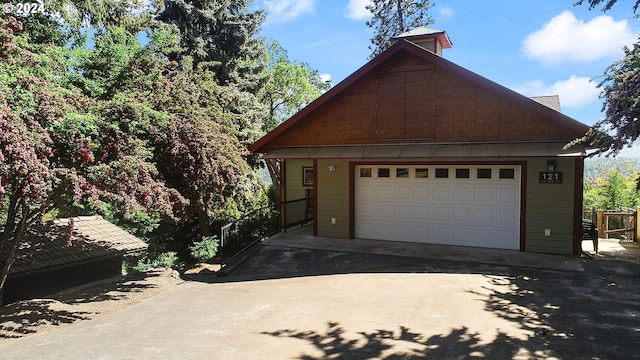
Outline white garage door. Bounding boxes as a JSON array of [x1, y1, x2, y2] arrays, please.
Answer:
[[355, 165, 521, 250]]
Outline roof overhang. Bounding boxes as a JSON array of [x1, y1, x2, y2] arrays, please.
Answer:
[[259, 142, 586, 159]]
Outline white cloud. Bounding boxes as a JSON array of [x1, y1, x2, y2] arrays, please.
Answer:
[[513, 75, 600, 108], [319, 73, 332, 83], [437, 6, 454, 22], [264, 0, 314, 22], [346, 0, 371, 20], [522, 11, 636, 64]]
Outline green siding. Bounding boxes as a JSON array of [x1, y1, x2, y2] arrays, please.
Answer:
[[285, 159, 313, 201], [316, 159, 350, 238], [525, 158, 576, 255]]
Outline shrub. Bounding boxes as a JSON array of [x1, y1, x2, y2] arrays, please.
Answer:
[[189, 236, 219, 263], [131, 251, 185, 272]]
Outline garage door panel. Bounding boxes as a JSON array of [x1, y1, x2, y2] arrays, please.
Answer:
[[394, 224, 412, 240], [474, 188, 494, 202], [497, 209, 518, 226], [432, 207, 451, 221], [453, 208, 472, 222], [432, 227, 451, 241], [433, 186, 451, 201], [412, 225, 431, 241], [376, 185, 393, 199], [357, 202, 376, 217], [413, 206, 431, 219], [355, 165, 520, 250], [375, 223, 393, 237], [413, 187, 430, 201], [496, 230, 518, 247], [453, 187, 472, 201], [474, 208, 494, 223], [394, 205, 411, 218], [474, 229, 494, 244], [357, 221, 376, 238], [453, 228, 472, 243], [395, 185, 412, 200], [497, 187, 518, 203]]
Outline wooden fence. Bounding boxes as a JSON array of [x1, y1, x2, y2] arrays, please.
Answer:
[[585, 209, 639, 242]]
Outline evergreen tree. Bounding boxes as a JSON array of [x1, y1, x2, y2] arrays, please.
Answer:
[[156, 0, 266, 91], [156, 0, 268, 149], [366, 0, 435, 58]]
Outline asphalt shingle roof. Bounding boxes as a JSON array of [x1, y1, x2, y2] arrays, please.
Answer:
[[530, 95, 562, 112], [10, 216, 148, 275]]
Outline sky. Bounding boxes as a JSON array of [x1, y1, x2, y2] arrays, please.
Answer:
[[253, 0, 640, 157]]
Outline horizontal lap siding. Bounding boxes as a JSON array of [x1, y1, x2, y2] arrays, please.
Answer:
[[525, 158, 576, 255], [316, 159, 350, 238], [285, 159, 313, 200]]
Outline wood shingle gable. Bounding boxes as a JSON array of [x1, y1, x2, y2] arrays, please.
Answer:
[[251, 40, 590, 153]]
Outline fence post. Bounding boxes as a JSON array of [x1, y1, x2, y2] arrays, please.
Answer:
[[636, 208, 640, 242], [596, 211, 603, 239]]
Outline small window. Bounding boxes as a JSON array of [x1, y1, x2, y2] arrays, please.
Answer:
[[360, 168, 372, 177], [415, 168, 429, 178], [435, 168, 449, 178], [302, 166, 314, 186], [477, 169, 492, 179], [456, 168, 470, 179], [396, 168, 409, 178], [499, 168, 515, 179], [378, 168, 390, 178]]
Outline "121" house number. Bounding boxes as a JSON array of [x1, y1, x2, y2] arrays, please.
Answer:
[[539, 171, 563, 184]]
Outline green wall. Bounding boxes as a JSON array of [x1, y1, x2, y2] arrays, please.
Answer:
[[285, 159, 313, 201], [524, 158, 577, 255], [316, 159, 350, 238]]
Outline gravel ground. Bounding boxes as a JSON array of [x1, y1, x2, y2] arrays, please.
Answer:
[[0, 268, 183, 343]]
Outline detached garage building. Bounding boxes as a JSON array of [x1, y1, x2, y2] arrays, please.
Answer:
[[250, 28, 592, 255]]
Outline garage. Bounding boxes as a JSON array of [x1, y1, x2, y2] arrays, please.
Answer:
[[355, 165, 521, 250]]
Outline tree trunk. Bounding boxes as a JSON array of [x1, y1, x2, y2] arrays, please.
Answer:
[[0, 218, 27, 306], [197, 207, 212, 238]]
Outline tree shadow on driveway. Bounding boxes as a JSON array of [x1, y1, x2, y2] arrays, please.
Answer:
[[263, 321, 524, 359], [191, 245, 640, 358], [475, 271, 640, 359], [0, 268, 180, 342]]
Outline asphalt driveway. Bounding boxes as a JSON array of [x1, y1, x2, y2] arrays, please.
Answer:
[[1, 236, 639, 359]]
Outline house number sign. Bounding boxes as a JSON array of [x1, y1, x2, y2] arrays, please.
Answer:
[[539, 171, 563, 184]]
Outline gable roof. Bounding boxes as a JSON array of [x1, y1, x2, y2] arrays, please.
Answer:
[[531, 95, 561, 112], [250, 39, 590, 153], [10, 216, 148, 275], [391, 26, 453, 49]]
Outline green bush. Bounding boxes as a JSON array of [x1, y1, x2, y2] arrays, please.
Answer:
[[189, 236, 219, 263], [131, 251, 184, 272]]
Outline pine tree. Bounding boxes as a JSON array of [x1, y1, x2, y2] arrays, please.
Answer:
[[157, 0, 269, 149], [156, 0, 267, 91], [366, 0, 435, 58]]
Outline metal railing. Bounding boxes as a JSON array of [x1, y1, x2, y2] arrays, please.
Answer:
[[218, 196, 313, 263]]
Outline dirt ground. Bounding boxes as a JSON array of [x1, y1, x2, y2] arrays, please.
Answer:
[[0, 268, 184, 343]]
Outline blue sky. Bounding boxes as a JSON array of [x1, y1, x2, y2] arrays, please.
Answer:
[[254, 0, 640, 156]]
